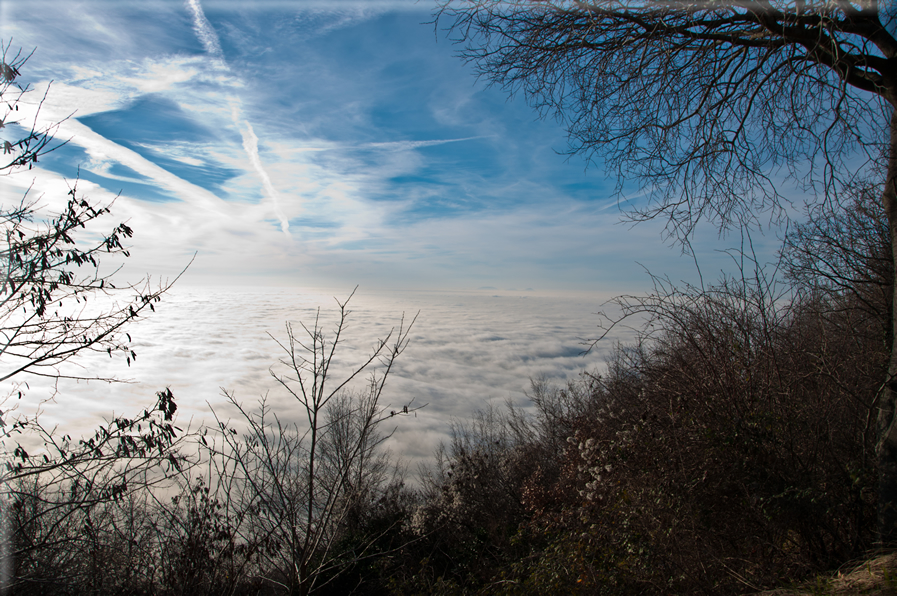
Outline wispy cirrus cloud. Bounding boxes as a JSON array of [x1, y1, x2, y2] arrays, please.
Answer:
[[1, 0, 742, 293], [229, 103, 291, 235], [14, 84, 227, 213], [186, 0, 292, 236], [185, 0, 225, 59]]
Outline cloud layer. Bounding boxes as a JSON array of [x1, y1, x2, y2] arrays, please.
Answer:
[[0, 0, 758, 293], [21, 287, 627, 472]]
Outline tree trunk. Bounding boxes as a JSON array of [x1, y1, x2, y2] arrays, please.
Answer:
[[878, 107, 897, 545]]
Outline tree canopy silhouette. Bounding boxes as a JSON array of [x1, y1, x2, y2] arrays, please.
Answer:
[[437, 0, 897, 541]]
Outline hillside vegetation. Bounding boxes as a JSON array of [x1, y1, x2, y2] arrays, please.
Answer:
[[381, 202, 888, 595], [5, 199, 890, 595]]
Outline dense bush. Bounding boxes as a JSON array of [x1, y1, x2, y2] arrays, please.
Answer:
[[8, 200, 886, 594], [387, 199, 888, 595]]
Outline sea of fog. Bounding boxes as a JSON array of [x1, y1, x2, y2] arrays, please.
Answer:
[[10, 286, 632, 472]]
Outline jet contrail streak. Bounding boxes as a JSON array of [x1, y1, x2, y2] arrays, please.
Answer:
[[186, 0, 292, 237], [185, 0, 224, 58], [234, 106, 290, 235]]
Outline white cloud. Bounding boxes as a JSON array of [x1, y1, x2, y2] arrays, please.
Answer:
[[182, 0, 292, 236], [119, 58, 203, 94], [231, 103, 291, 235], [21, 287, 628, 472], [185, 0, 225, 58], [1, 0, 740, 295]]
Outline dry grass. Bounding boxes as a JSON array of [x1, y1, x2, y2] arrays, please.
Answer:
[[758, 553, 897, 596]]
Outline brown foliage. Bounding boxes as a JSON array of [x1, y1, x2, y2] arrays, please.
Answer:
[[394, 199, 887, 594]]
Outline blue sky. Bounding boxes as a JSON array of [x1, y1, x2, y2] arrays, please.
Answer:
[[0, 0, 776, 293]]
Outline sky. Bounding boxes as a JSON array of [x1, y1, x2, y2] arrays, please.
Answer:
[[0, 0, 817, 477], [0, 0, 775, 294]]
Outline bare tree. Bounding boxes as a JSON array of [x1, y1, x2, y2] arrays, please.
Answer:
[[0, 45, 188, 592], [2, 389, 186, 594], [208, 291, 421, 596], [0, 42, 66, 175], [782, 188, 892, 346], [437, 0, 897, 541], [0, 41, 184, 404]]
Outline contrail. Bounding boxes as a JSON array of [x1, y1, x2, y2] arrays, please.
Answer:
[[365, 136, 488, 150], [185, 0, 292, 236], [185, 0, 223, 58], [232, 104, 290, 235]]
